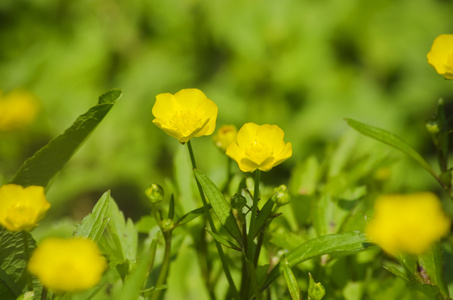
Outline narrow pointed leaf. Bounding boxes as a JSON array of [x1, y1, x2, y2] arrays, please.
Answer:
[[74, 191, 111, 242], [418, 243, 450, 299], [11, 89, 122, 187], [194, 169, 242, 245], [281, 258, 301, 300], [252, 199, 275, 238], [206, 229, 242, 251], [263, 231, 370, 288], [345, 118, 435, 176], [175, 206, 207, 227]]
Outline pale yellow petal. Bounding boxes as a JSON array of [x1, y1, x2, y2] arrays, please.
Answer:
[[239, 158, 260, 173], [175, 88, 207, 109], [195, 99, 218, 137], [152, 93, 181, 119], [427, 34, 453, 76], [256, 124, 285, 153], [273, 143, 293, 167], [237, 123, 260, 149]]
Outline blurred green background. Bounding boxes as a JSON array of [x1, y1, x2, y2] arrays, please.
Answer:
[[1, 0, 453, 225]]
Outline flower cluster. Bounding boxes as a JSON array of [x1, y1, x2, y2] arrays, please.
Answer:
[[0, 184, 50, 232], [28, 237, 107, 293], [366, 192, 451, 255]]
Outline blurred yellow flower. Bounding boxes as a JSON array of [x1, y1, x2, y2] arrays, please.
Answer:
[[427, 34, 453, 80], [152, 88, 218, 143], [226, 123, 292, 172], [0, 184, 50, 232], [366, 193, 451, 256], [28, 237, 107, 293], [213, 125, 237, 151], [0, 90, 39, 131]]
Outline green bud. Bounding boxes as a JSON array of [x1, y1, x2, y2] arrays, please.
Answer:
[[308, 273, 325, 300], [161, 219, 175, 232], [145, 184, 164, 204], [271, 185, 290, 206], [426, 119, 440, 135], [231, 193, 247, 210]]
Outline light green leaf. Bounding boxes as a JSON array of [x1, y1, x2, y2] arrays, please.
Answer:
[[264, 231, 370, 288], [0, 229, 36, 300], [175, 206, 207, 227], [418, 242, 450, 299], [252, 199, 274, 238], [345, 118, 435, 177], [11, 89, 122, 187], [74, 191, 111, 242], [194, 169, 242, 245], [280, 258, 301, 300]]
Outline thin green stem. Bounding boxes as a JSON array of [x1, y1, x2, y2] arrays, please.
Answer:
[[187, 140, 240, 299], [41, 287, 48, 300], [22, 231, 33, 291], [150, 233, 172, 300]]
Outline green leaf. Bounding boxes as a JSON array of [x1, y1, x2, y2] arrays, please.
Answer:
[[280, 258, 301, 300], [206, 229, 242, 251], [175, 205, 207, 227], [11, 89, 122, 187], [0, 229, 36, 300], [263, 231, 370, 288], [418, 242, 450, 299], [345, 118, 435, 177], [194, 169, 243, 245], [74, 191, 111, 242], [252, 199, 274, 238]]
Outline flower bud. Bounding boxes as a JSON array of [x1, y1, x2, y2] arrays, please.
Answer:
[[271, 185, 290, 206], [145, 184, 164, 204], [213, 125, 237, 151], [308, 273, 325, 300], [425, 119, 440, 135], [161, 219, 175, 232], [230, 193, 247, 210]]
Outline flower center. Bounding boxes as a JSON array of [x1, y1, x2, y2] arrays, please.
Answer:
[[168, 111, 204, 136], [245, 141, 273, 164]]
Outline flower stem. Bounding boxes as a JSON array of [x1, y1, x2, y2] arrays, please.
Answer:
[[150, 232, 172, 300], [187, 141, 240, 299], [22, 231, 33, 291]]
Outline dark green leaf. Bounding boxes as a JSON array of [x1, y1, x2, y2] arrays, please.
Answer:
[[175, 206, 207, 227], [280, 258, 301, 300], [11, 89, 122, 187], [194, 169, 242, 245], [0, 229, 36, 300], [252, 199, 274, 238], [206, 229, 241, 251], [74, 191, 111, 242], [345, 118, 435, 177]]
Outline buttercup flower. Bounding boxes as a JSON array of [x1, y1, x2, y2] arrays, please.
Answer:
[[0, 184, 50, 232], [427, 34, 453, 80], [152, 88, 218, 143], [226, 123, 292, 172], [0, 90, 39, 131], [366, 192, 451, 256], [213, 125, 237, 151], [28, 237, 107, 293]]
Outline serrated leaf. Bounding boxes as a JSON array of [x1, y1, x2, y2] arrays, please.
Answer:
[[252, 199, 274, 238], [74, 191, 111, 242], [0, 229, 36, 300], [263, 231, 370, 288], [11, 89, 122, 187], [345, 118, 435, 177], [280, 258, 301, 300], [418, 242, 450, 299], [206, 229, 241, 251], [194, 169, 242, 246]]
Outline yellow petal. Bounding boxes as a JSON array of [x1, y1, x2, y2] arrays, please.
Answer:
[[256, 124, 285, 154], [237, 123, 260, 149], [175, 88, 208, 109], [152, 93, 180, 120], [239, 158, 260, 172], [273, 143, 293, 167], [195, 99, 218, 137], [427, 34, 453, 78]]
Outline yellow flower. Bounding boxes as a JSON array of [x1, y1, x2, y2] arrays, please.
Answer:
[[28, 237, 107, 293], [0, 184, 50, 232], [0, 90, 39, 131], [366, 193, 451, 256], [226, 123, 292, 172], [213, 125, 237, 151], [152, 88, 218, 143], [427, 34, 453, 80]]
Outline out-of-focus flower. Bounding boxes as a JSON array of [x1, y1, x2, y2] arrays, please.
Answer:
[[226, 123, 292, 172], [0, 184, 50, 232], [28, 237, 107, 293], [152, 88, 218, 144], [366, 193, 451, 256], [427, 34, 453, 80], [145, 184, 164, 204], [213, 125, 237, 151], [0, 90, 39, 131]]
